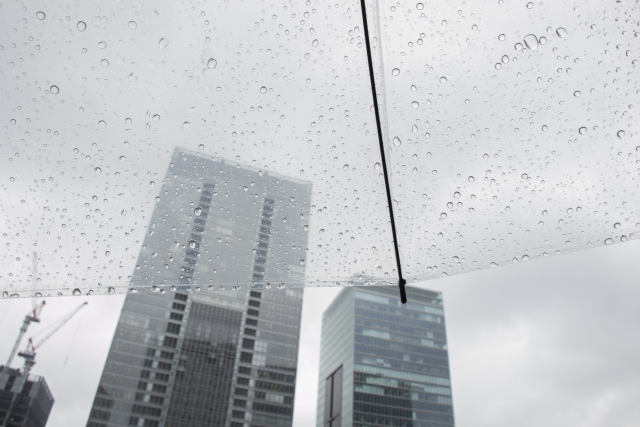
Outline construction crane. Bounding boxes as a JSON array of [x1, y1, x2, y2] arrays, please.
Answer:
[[1, 302, 88, 427]]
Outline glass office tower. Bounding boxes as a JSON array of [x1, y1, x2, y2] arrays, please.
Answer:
[[86, 148, 311, 427], [0, 367, 54, 427], [317, 286, 455, 427]]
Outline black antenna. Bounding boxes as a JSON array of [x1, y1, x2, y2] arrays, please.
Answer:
[[359, 0, 407, 304]]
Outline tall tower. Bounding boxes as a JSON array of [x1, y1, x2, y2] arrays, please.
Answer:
[[317, 286, 455, 427], [86, 148, 311, 427]]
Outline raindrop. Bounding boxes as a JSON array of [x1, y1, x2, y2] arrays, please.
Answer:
[[556, 27, 567, 38], [108, 287, 115, 294], [343, 164, 349, 171], [440, 212, 447, 219], [10, 119, 16, 125], [542, 125, 548, 131], [490, 262, 498, 267], [94, 167, 102, 174], [514, 43, 523, 51], [495, 63, 502, 70], [483, 154, 489, 160], [411, 85, 417, 92], [194, 207, 202, 216], [411, 101, 419, 109], [189, 240, 197, 249], [574, 91, 581, 97], [392, 68, 400, 76], [207, 58, 217, 69], [77, 21, 87, 31], [542, 210, 548, 215], [72, 288, 81, 296], [521, 173, 528, 179], [198, 144, 205, 150], [468, 176, 475, 182], [526, 2, 533, 8], [392, 137, 402, 147], [374, 162, 381, 170], [617, 130, 625, 138], [98, 120, 106, 128], [441, 20, 447, 26], [498, 34, 506, 41], [119, 156, 126, 162], [502, 55, 509, 63], [128, 21, 137, 29], [522, 255, 530, 261], [50, 85, 59, 94], [260, 86, 267, 94], [183, 122, 190, 128], [523, 34, 538, 50], [159, 38, 169, 49], [412, 124, 418, 133], [152, 114, 160, 122], [416, 2, 424, 10], [150, 181, 155, 186], [36, 11, 45, 20], [312, 39, 319, 47], [614, 222, 621, 229], [604, 238, 613, 245], [578, 127, 587, 135], [538, 221, 544, 227], [100, 59, 109, 68], [98, 41, 107, 49], [439, 76, 447, 84], [454, 191, 461, 199], [412, 167, 418, 175]]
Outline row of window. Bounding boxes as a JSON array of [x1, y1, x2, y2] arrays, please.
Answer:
[[253, 199, 274, 281], [353, 392, 453, 414], [355, 308, 446, 332], [355, 317, 447, 341]]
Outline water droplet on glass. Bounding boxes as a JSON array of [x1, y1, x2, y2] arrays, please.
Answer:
[[495, 63, 502, 70], [454, 192, 461, 199], [542, 125, 548, 131], [108, 287, 115, 294], [392, 137, 402, 147], [578, 127, 587, 135], [128, 21, 137, 29], [189, 240, 197, 249], [439, 76, 447, 84], [343, 164, 349, 171], [412, 167, 418, 175], [72, 288, 81, 296], [614, 222, 621, 229], [483, 154, 489, 160], [260, 86, 267, 94], [183, 122, 190, 128], [98, 120, 106, 128], [98, 41, 107, 49], [374, 162, 381, 170], [521, 173, 528, 179], [526, 2, 533, 8], [299, 259, 306, 265], [100, 59, 109, 68], [10, 119, 16, 125], [198, 144, 205, 150], [539, 36, 547, 45], [77, 21, 86, 31], [441, 20, 448, 26], [514, 43, 523, 51], [312, 39, 319, 47], [502, 55, 510, 64], [440, 212, 447, 219], [412, 124, 418, 133], [207, 58, 217, 69], [194, 207, 202, 216], [604, 238, 613, 245], [617, 130, 625, 138], [468, 176, 475, 182], [159, 38, 169, 49], [556, 27, 567, 38], [523, 34, 538, 50], [542, 210, 548, 215], [416, 2, 424, 10], [50, 85, 59, 94], [522, 255, 530, 261], [411, 101, 419, 109], [94, 167, 102, 174], [490, 262, 498, 267], [498, 34, 506, 41], [392, 68, 400, 76], [574, 91, 581, 97], [36, 11, 46, 20], [118, 156, 126, 162]]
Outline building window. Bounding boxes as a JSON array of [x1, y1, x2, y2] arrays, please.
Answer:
[[324, 366, 343, 427]]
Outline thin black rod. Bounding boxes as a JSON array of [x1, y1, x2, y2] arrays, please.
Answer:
[[358, 0, 407, 304]]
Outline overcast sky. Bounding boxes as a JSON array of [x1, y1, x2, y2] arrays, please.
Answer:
[[1, 239, 639, 427]]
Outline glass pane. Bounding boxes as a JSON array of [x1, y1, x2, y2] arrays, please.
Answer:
[[375, 0, 640, 282], [1, 0, 397, 297]]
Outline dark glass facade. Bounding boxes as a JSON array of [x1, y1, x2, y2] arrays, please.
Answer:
[[86, 148, 310, 427], [0, 367, 54, 427], [317, 286, 455, 427]]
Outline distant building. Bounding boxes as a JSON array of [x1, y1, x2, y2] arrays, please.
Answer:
[[0, 366, 54, 427], [317, 286, 456, 427], [86, 148, 311, 427]]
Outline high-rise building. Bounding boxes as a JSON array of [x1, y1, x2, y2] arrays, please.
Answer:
[[86, 148, 312, 427], [317, 286, 455, 427], [0, 366, 54, 427]]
